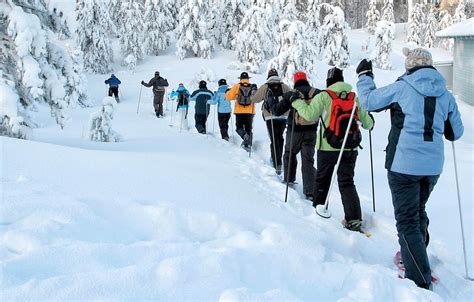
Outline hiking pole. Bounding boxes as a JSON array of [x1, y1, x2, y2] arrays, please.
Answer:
[[315, 100, 358, 218], [212, 105, 216, 134], [452, 142, 474, 281], [169, 94, 174, 127], [230, 113, 236, 144], [369, 129, 376, 212], [136, 85, 143, 114], [270, 114, 278, 173], [248, 115, 254, 158], [284, 111, 296, 203], [165, 87, 168, 111]]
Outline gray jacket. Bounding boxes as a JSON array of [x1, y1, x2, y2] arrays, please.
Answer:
[[251, 76, 291, 120]]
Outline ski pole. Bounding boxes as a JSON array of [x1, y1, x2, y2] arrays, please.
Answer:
[[136, 84, 143, 114], [169, 94, 174, 126], [369, 129, 376, 212], [248, 115, 254, 158], [315, 100, 358, 218], [452, 142, 474, 281], [284, 111, 296, 203], [212, 105, 216, 134], [270, 114, 278, 173], [230, 113, 236, 144], [206, 103, 210, 139], [165, 87, 168, 111]]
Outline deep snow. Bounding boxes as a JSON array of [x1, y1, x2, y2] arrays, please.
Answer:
[[1, 9, 474, 302]]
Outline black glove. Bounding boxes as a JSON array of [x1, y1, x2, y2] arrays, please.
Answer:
[[251, 84, 257, 90], [141, 80, 145, 85], [356, 59, 373, 78], [289, 91, 301, 103], [368, 112, 375, 130]]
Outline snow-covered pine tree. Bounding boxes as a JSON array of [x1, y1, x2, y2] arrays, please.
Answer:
[[175, 0, 213, 59], [407, 3, 424, 46], [89, 97, 121, 142], [366, 0, 380, 33], [2, 0, 88, 138], [281, 0, 299, 22], [424, 7, 438, 48], [108, 0, 122, 28], [305, 0, 321, 55], [381, 0, 395, 23], [268, 20, 316, 84], [372, 20, 394, 70], [453, 0, 467, 24], [143, 0, 170, 56], [207, 2, 222, 49], [219, 0, 251, 50], [235, 5, 277, 73], [76, 0, 113, 74], [438, 10, 454, 50], [320, 6, 351, 67], [119, 0, 144, 69]]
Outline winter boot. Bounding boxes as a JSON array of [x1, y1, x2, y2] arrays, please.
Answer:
[[276, 164, 282, 175], [243, 133, 252, 147], [343, 219, 362, 232]]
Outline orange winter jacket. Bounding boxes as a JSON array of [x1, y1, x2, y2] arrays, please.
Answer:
[[225, 79, 256, 115]]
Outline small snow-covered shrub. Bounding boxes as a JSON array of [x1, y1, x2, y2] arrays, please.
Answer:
[[123, 54, 137, 73], [89, 97, 121, 142]]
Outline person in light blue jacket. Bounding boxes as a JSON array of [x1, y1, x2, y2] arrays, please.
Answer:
[[356, 48, 463, 290], [209, 79, 232, 140]]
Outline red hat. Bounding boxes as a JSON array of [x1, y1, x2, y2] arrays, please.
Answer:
[[294, 71, 307, 84], [178, 83, 184, 86]]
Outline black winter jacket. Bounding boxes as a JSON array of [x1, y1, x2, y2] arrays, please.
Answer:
[[190, 88, 214, 115], [268, 80, 321, 131], [143, 76, 169, 91]]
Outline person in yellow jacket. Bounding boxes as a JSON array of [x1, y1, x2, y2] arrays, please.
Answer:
[[225, 72, 257, 151]]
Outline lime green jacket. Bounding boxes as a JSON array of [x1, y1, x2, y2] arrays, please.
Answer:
[[292, 82, 374, 151]]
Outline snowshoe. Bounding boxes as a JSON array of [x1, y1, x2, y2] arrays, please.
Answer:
[[342, 219, 371, 237], [240, 142, 251, 152], [393, 251, 439, 284], [115, 97, 120, 103]]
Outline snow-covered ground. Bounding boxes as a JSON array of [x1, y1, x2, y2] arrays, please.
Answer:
[[2, 24, 474, 301]]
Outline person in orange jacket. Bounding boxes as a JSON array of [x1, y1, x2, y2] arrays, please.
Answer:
[[225, 72, 257, 151]]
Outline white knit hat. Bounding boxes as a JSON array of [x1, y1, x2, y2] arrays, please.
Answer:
[[403, 47, 433, 70]]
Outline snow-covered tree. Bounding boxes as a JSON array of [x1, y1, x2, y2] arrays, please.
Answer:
[[268, 20, 317, 84], [372, 20, 394, 70], [76, 0, 113, 74], [143, 0, 170, 56], [108, 0, 122, 28], [381, 0, 395, 23], [366, 0, 380, 33], [320, 6, 351, 67], [235, 5, 277, 73], [119, 0, 144, 68], [219, 0, 251, 49], [2, 0, 88, 137], [306, 0, 321, 55], [407, 3, 424, 46], [453, 0, 467, 24], [281, 0, 299, 22], [424, 8, 438, 48], [438, 10, 454, 50], [49, 7, 71, 40], [89, 97, 121, 142], [176, 0, 213, 60]]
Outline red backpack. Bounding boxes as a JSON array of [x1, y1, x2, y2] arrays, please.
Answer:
[[321, 90, 362, 149]]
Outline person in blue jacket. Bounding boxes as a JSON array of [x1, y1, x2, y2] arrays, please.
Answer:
[[190, 80, 214, 134], [105, 74, 121, 102], [170, 83, 191, 129], [209, 79, 232, 140], [356, 48, 464, 290]]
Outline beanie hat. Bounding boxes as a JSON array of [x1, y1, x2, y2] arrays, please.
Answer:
[[403, 47, 433, 71], [218, 78, 227, 86], [199, 80, 207, 89], [178, 83, 184, 87], [155, 71, 160, 76], [267, 68, 278, 79], [326, 67, 344, 87], [293, 71, 307, 84], [239, 72, 250, 80]]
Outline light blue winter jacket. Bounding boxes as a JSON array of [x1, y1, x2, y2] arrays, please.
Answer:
[[209, 85, 232, 113], [357, 67, 463, 176]]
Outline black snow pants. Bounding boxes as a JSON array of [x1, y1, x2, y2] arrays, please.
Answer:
[[153, 90, 165, 116], [313, 150, 361, 221], [195, 113, 207, 134], [218, 113, 231, 139], [235, 114, 253, 144], [266, 119, 286, 168], [108, 86, 119, 98], [283, 128, 316, 195], [388, 170, 439, 288]]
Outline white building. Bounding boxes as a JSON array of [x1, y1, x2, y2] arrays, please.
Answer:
[[437, 18, 474, 105]]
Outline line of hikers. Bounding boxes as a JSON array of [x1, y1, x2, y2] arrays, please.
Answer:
[[107, 47, 463, 291]]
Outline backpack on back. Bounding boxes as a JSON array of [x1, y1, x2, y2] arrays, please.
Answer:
[[322, 90, 361, 149], [264, 82, 284, 112], [177, 90, 188, 107], [237, 83, 253, 106], [294, 87, 318, 126]]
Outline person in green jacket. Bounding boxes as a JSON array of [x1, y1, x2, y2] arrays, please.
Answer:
[[292, 67, 374, 232]]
